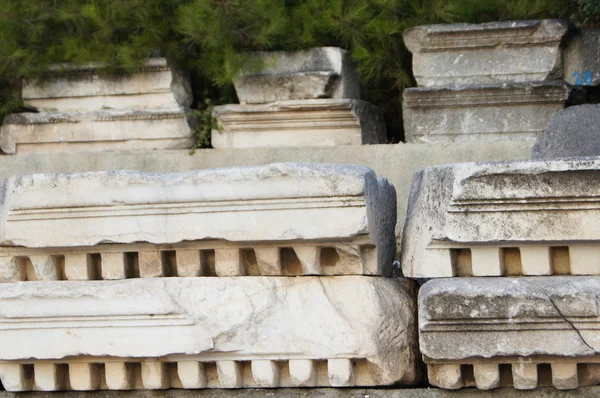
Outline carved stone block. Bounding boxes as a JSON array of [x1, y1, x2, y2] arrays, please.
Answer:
[[0, 276, 419, 390], [0, 164, 397, 276], [401, 158, 600, 277], [212, 99, 387, 148], [403, 20, 569, 87]]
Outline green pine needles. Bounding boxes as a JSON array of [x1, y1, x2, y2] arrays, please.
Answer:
[[0, 0, 586, 144]]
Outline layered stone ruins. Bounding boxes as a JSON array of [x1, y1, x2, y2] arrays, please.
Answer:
[[0, 58, 194, 154], [0, 276, 418, 391], [0, 163, 396, 280], [420, 277, 600, 390], [0, 163, 420, 391], [401, 158, 600, 278], [212, 47, 387, 147], [402, 20, 573, 143]]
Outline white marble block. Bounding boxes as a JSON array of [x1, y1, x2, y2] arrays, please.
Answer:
[[22, 58, 191, 112], [212, 99, 387, 148], [403, 20, 569, 87], [402, 82, 571, 143], [1, 58, 193, 154], [0, 276, 419, 390], [233, 47, 359, 104], [0, 163, 397, 277], [419, 277, 600, 390], [401, 158, 600, 277]]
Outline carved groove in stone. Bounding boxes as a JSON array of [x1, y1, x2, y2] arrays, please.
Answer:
[[0, 241, 380, 282]]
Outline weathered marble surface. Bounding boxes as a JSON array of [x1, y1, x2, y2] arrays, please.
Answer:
[[402, 82, 571, 143], [531, 104, 600, 158], [401, 157, 600, 277], [0, 109, 193, 154], [0, 163, 397, 276], [420, 277, 600, 390], [212, 99, 387, 148], [403, 20, 569, 87], [22, 58, 192, 112], [233, 47, 359, 104], [0, 276, 419, 390]]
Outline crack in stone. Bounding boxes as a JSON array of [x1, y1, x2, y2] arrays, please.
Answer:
[[536, 283, 597, 354]]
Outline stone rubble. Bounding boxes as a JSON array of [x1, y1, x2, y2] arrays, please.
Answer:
[[212, 47, 387, 147], [0, 58, 194, 154]]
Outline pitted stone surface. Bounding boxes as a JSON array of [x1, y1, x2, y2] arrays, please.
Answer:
[[531, 104, 600, 159]]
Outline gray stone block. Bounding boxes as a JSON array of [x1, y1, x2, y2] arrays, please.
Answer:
[[403, 82, 571, 143], [403, 20, 569, 87], [420, 276, 600, 390], [233, 47, 360, 104], [531, 104, 600, 159]]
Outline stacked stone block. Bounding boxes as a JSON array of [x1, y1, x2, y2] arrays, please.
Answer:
[[0, 163, 420, 391], [211, 47, 387, 147], [0, 58, 194, 154], [402, 20, 574, 142], [402, 158, 600, 390]]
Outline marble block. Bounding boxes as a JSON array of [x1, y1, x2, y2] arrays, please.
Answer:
[[211, 99, 386, 148], [403, 82, 571, 143], [233, 47, 359, 104], [22, 58, 192, 112], [0, 108, 193, 154], [0, 276, 419, 390], [0, 163, 397, 277], [420, 277, 600, 390], [401, 157, 600, 277], [403, 20, 569, 87]]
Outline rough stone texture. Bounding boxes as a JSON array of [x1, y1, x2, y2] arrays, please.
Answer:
[[3, 387, 600, 397], [564, 29, 600, 86], [531, 104, 600, 159], [0, 109, 193, 154], [233, 47, 359, 104], [22, 58, 192, 112], [0, 276, 419, 390], [420, 277, 600, 390], [0, 143, 534, 246], [0, 163, 397, 276], [403, 82, 571, 143], [212, 99, 386, 148], [401, 157, 600, 277], [402, 20, 569, 87]]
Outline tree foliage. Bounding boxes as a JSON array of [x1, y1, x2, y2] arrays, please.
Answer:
[[0, 0, 585, 144]]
